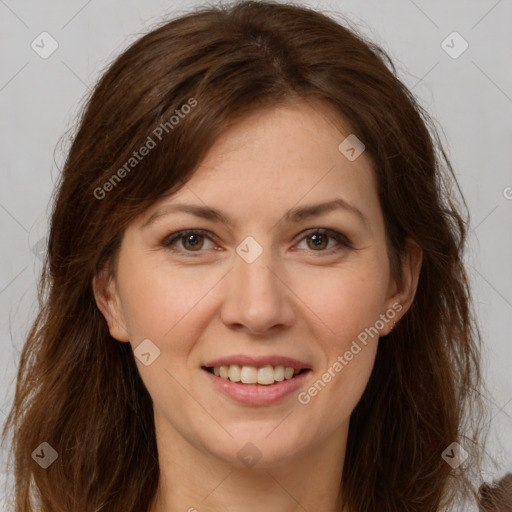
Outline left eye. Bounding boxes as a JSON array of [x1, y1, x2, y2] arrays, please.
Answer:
[[162, 228, 352, 257], [162, 229, 216, 254]]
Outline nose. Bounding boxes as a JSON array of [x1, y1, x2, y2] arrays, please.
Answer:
[[219, 247, 296, 335]]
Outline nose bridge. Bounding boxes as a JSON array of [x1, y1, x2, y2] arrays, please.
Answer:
[[220, 234, 294, 332], [234, 234, 281, 301]]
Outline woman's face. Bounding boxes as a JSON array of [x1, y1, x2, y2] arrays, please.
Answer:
[[94, 99, 420, 470]]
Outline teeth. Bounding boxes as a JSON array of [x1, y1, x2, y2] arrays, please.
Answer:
[[241, 365, 257, 384], [227, 365, 241, 382], [211, 364, 304, 385]]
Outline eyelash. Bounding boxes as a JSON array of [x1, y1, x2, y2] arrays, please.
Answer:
[[161, 228, 353, 258]]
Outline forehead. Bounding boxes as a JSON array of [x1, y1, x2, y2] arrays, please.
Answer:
[[200, 98, 358, 164], [137, 99, 381, 232], [180, 99, 375, 194]]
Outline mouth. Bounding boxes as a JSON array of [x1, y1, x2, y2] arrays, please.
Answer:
[[202, 365, 311, 386], [201, 364, 312, 406]]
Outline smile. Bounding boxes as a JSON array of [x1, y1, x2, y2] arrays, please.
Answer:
[[206, 364, 308, 385], [202, 365, 312, 406]]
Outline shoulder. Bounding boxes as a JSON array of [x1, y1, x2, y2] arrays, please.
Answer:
[[477, 473, 512, 511]]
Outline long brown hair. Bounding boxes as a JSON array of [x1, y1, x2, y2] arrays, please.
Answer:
[[2, 1, 499, 510]]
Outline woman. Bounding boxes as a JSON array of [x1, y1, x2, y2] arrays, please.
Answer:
[[1, 0, 502, 510]]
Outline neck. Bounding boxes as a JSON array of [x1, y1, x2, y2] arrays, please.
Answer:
[[148, 412, 351, 512]]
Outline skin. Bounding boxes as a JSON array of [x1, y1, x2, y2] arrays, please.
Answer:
[[93, 98, 422, 512]]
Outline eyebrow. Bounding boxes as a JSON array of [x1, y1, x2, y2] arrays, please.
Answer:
[[141, 198, 370, 233]]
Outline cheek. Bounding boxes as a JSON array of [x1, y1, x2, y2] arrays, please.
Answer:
[[293, 261, 386, 410], [303, 345, 378, 439], [117, 253, 214, 340], [293, 260, 389, 342], [298, 272, 382, 429]]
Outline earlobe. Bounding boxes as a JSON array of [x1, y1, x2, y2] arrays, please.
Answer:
[[92, 270, 130, 342]]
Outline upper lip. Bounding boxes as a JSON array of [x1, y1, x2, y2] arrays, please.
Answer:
[[203, 355, 311, 370]]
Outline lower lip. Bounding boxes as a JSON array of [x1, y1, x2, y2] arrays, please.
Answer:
[[202, 368, 311, 406]]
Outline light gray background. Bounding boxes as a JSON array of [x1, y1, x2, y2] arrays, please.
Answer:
[[1, 0, 511, 507]]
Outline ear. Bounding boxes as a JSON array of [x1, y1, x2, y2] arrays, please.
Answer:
[[92, 269, 130, 342], [380, 237, 423, 336]]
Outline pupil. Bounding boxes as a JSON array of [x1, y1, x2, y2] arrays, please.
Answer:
[[310, 233, 326, 249], [185, 234, 201, 250]]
